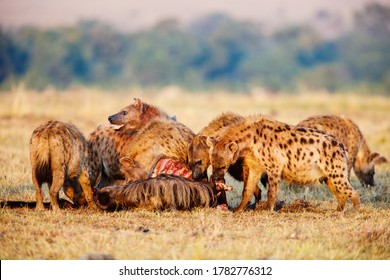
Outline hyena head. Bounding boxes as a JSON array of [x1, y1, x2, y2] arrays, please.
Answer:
[[108, 98, 172, 129], [206, 137, 239, 183], [355, 152, 387, 186], [188, 135, 211, 180], [119, 157, 148, 183]]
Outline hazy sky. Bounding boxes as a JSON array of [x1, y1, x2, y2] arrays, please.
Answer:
[[1, 0, 389, 31]]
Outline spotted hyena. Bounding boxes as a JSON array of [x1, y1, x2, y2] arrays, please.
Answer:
[[108, 97, 173, 130], [88, 98, 174, 189], [188, 112, 263, 204], [119, 156, 149, 182], [188, 112, 245, 180], [207, 115, 360, 212], [122, 118, 195, 176], [297, 115, 387, 186], [30, 121, 96, 211]]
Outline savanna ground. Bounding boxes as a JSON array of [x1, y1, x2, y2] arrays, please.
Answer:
[[0, 86, 389, 260]]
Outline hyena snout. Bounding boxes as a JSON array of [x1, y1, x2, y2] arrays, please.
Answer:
[[210, 174, 225, 184], [108, 112, 126, 125], [356, 170, 375, 187], [192, 166, 208, 181]]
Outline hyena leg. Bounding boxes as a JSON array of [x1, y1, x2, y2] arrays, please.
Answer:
[[324, 179, 345, 211], [32, 169, 45, 210], [234, 168, 261, 213], [326, 179, 360, 211], [341, 180, 360, 210], [244, 165, 262, 203], [254, 186, 262, 203], [253, 172, 268, 203], [349, 187, 360, 210], [78, 170, 98, 209], [266, 174, 280, 211], [49, 170, 65, 211]]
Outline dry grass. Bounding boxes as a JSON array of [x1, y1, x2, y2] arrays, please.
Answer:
[[0, 86, 389, 260]]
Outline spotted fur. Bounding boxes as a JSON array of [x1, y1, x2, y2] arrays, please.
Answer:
[[298, 115, 387, 186], [30, 121, 96, 210], [207, 115, 360, 212], [188, 112, 262, 204], [88, 98, 173, 189]]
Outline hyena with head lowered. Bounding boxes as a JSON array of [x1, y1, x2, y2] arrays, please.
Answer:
[[207, 115, 360, 212], [30, 121, 96, 210], [297, 115, 387, 186], [88, 98, 174, 188], [188, 112, 263, 204], [188, 112, 245, 180]]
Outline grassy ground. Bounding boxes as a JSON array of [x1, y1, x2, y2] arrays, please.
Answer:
[[0, 87, 389, 260]]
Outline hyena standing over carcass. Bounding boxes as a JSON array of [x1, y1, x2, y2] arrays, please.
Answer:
[[207, 115, 360, 212], [30, 121, 96, 210], [297, 115, 387, 186], [188, 112, 263, 205], [88, 98, 174, 189], [188, 112, 245, 181]]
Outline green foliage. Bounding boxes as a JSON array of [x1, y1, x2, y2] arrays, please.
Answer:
[[0, 3, 389, 93]]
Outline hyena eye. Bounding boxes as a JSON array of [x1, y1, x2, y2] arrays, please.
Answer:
[[219, 165, 226, 170], [195, 160, 202, 165], [121, 111, 127, 116]]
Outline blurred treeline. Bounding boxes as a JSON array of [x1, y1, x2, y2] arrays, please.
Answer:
[[0, 3, 389, 93]]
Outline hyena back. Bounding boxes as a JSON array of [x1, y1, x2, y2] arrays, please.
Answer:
[[207, 115, 360, 212], [297, 115, 387, 186], [30, 121, 96, 210]]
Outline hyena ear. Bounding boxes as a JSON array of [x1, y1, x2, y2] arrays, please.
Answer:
[[227, 142, 238, 154], [133, 98, 144, 113], [119, 157, 137, 169], [227, 142, 239, 161], [198, 135, 208, 145], [368, 152, 388, 166], [206, 136, 216, 148]]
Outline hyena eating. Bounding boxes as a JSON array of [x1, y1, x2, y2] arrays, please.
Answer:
[[188, 112, 264, 204], [207, 115, 360, 212], [297, 115, 387, 186], [30, 121, 96, 210]]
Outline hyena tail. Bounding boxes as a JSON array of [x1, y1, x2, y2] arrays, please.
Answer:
[[30, 136, 52, 184]]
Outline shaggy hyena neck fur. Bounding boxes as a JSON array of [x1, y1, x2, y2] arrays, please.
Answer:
[[354, 138, 371, 169], [199, 112, 245, 136]]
